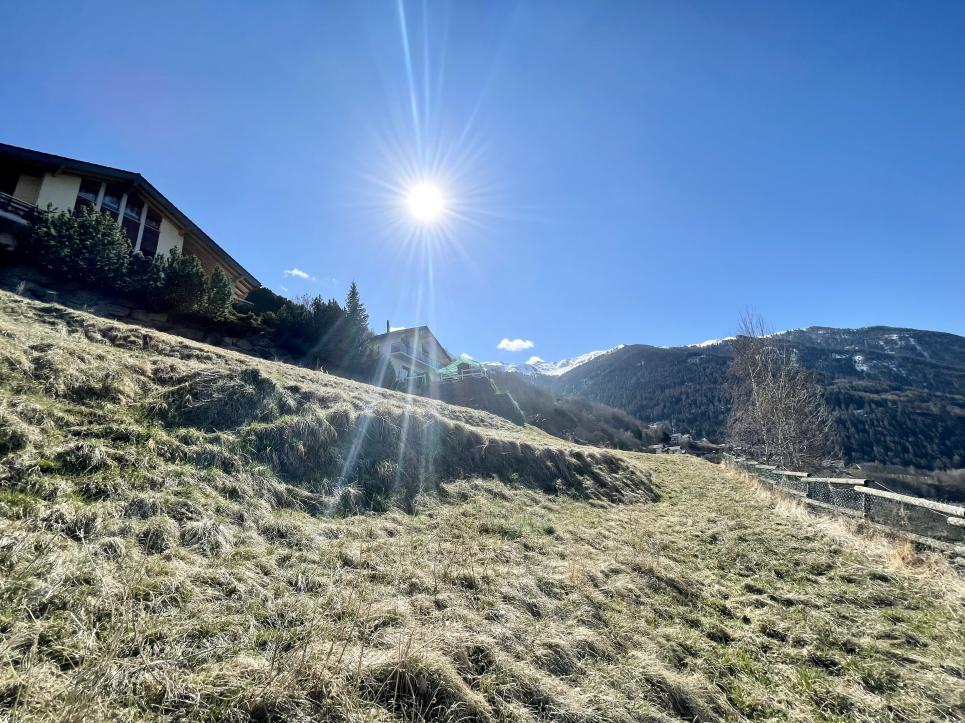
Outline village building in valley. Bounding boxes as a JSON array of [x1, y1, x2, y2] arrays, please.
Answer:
[[0, 142, 259, 297]]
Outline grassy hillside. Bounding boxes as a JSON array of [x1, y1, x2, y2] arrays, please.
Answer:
[[1, 291, 963, 722]]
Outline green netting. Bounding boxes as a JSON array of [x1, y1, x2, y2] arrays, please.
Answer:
[[436, 357, 484, 375]]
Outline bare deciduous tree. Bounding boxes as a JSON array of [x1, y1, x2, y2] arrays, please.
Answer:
[[726, 312, 837, 469]]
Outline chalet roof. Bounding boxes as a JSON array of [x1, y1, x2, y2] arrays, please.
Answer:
[[371, 325, 454, 365], [0, 142, 260, 288], [370, 325, 434, 341]]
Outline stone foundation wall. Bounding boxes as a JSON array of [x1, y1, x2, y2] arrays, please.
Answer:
[[725, 454, 965, 547], [0, 264, 286, 362]]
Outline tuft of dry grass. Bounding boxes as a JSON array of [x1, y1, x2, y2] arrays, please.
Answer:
[[0, 290, 963, 722]]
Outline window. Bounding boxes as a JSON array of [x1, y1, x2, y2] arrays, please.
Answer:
[[71, 180, 166, 257], [121, 194, 143, 243], [0, 168, 19, 196], [100, 183, 124, 220], [139, 208, 162, 257], [74, 179, 101, 212]]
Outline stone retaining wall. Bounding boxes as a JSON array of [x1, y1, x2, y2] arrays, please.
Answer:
[[0, 265, 286, 362], [725, 454, 965, 546]]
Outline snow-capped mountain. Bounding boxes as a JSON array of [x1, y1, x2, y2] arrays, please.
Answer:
[[686, 336, 736, 348], [482, 345, 624, 377]]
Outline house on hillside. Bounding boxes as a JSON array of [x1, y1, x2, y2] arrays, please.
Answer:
[[370, 323, 453, 384], [0, 143, 259, 297]]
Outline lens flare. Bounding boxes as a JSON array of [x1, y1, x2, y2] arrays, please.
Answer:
[[406, 183, 445, 222]]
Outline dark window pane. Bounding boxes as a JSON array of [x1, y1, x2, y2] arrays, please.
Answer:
[[0, 168, 19, 196], [74, 179, 101, 212], [140, 207, 162, 256], [123, 194, 143, 221], [144, 207, 162, 231], [121, 194, 143, 242], [100, 183, 124, 220], [121, 218, 140, 243]]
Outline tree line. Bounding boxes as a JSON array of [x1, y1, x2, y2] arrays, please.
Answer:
[[243, 281, 389, 383]]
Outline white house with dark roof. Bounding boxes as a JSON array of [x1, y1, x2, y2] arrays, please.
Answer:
[[0, 142, 260, 298], [370, 323, 453, 383]]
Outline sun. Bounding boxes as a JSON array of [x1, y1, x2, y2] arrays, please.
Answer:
[[406, 183, 445, 222]]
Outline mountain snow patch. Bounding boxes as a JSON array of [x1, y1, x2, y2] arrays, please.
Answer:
[[689, 336, 736, 348], [483, 345, 624, 377]]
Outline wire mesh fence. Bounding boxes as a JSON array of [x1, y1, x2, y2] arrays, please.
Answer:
[[807, 480, 866, 512], [723, 453, 965, 544]]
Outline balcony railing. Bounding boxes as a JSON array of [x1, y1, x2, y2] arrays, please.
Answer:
[[437, 367, 487, 383], [0, 191, 38, 226], [389, 341, 435, 367]]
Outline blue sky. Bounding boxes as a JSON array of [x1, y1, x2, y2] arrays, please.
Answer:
[[3, 1, 964, 363]]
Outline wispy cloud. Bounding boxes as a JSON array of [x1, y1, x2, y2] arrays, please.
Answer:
[[283, 267, 316, 281], [461, 352, 474, 359], [526, 355, 543, 365], [497, 338, 535, 352]]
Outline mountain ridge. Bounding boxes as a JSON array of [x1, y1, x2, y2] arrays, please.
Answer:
[[527, 325, 965, 472], [481, 345, 624, 377], [488, 325, 965, 379]]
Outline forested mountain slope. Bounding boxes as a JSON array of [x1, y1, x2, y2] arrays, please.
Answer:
[[491, 370, 667, 450], [551, 327, 965, 470]]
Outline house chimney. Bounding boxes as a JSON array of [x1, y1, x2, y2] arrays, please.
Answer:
[[386, 320, 390, 334]]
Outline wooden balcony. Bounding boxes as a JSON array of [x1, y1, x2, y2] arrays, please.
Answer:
[[0, 191, 38, 226]]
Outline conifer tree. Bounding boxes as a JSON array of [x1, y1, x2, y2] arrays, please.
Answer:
[[341, 281, 378, 379], [344, 281, 369, 333]]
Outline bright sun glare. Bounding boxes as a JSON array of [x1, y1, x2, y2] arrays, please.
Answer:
[[406, 183, 445, 222]]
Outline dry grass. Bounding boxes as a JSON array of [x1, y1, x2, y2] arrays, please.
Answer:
[[728, 465, 965, 579], [1, 290, 964, 721]]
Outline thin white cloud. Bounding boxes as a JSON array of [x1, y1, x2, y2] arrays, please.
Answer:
[[497, 338, 535, 352], [461, 352, 474, 359], [283, 267, 316, 281], [526, 355, 544, 365]]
